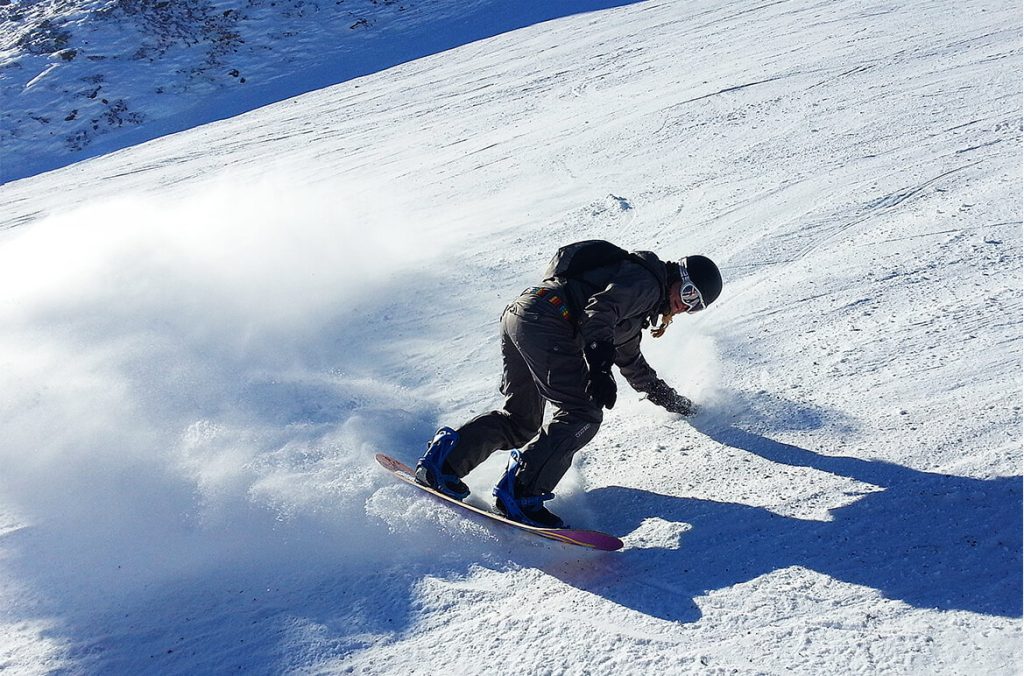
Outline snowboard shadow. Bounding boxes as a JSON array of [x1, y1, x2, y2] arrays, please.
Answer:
[[549, 421, 1022, 623]]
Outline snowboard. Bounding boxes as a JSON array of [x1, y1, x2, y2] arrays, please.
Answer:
[[375, 453, 623, 551]]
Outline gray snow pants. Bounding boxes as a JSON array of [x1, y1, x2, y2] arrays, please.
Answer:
[[445, 290, 603, 495]]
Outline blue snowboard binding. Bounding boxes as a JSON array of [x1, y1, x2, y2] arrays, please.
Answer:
[[492, 450, 565, 529], [415, 427, 470, 500]]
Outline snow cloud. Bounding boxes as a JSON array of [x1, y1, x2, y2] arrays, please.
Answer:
[[0, 170, 447, 596]]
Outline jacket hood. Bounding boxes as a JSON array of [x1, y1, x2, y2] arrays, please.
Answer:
[[630, 250, 671, 319]]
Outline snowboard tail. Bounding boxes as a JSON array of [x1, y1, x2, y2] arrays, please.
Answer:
[[375, 453, 623, 551]]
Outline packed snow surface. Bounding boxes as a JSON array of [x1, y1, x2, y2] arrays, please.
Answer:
[[1, 0, 1021, 673]]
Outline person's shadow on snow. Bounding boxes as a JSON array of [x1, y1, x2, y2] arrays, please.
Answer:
[[547, 398, 1022, 623]]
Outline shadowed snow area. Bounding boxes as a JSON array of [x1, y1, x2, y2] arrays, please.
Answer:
[[0, 0, 1021, 673], [1, 0, 642, 183]]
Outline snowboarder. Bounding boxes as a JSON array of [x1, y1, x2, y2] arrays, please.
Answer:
[[415, 240, 723, 528]]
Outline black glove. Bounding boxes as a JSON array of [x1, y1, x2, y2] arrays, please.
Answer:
[[646, 381, 695, 416], [584, 340, 617, 410]]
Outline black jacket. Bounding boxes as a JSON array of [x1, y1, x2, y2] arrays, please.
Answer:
[[547, 250, 670, 393]]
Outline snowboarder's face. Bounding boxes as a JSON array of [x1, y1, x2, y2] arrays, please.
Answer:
[[668, 282, 686, 315]]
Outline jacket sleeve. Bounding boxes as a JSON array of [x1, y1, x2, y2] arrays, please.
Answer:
[[613, 332, 662, 393], [580, 262, 663, 347]]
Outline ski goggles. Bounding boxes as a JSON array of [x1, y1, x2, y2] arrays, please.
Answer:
[[678, 267, 707, 313]]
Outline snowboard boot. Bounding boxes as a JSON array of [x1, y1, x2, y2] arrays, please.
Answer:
[[415, 427, 470, 500], [492, 450, 565, 529]]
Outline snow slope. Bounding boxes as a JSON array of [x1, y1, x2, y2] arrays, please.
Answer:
[[1, 0, 1021, 673], [0, 0, 637, 183]]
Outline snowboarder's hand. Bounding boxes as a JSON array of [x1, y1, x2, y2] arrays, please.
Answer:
[[663, 393, 695, 416], [584, 340, 617, 410], [646, 382, 695, 416], [587, 370, 617, 409]]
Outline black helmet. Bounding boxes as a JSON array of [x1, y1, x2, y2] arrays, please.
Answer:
[[681, 255, 722, 307]]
